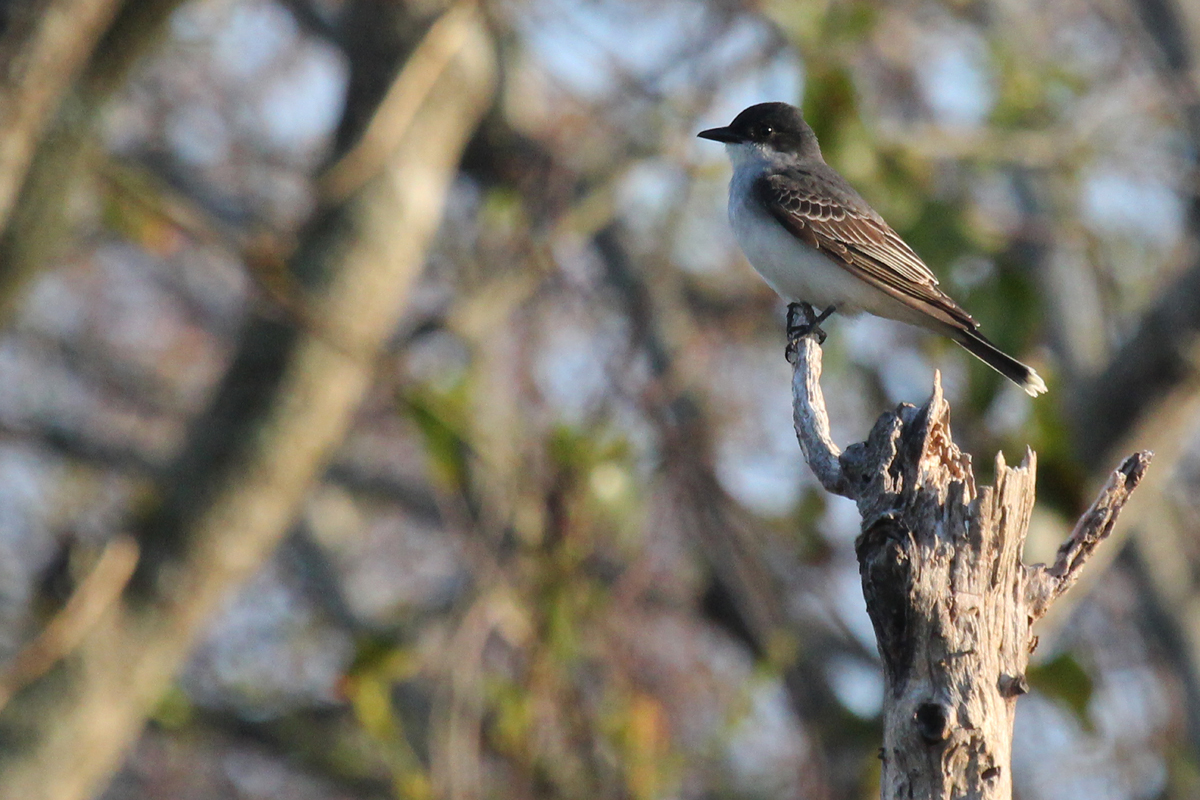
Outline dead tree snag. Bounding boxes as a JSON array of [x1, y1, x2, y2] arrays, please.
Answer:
[[788, 335, 1150, 800]]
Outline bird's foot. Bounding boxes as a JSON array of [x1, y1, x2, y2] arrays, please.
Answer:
[[786, 303, 834, 357]]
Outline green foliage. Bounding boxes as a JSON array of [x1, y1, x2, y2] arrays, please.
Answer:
[[343, 640, 432, 799], [896, 198, 976, 278], [396, 369, 669, 799], [766, 0, 877, 50], [1164, 746, 1200, 800], [402, 383, 473, 492], [151, 685, 194, 730], [987, 42, 1085, 131], [600, 688, 680, 800], [788, 485, 832, 563], [802, 65, 859, 157], [1028, 651, 1094, 729]]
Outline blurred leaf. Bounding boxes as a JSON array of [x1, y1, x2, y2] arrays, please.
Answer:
[[824, 1, 877, 42], [481, 186, 527, 234], [788, 485, 832, 563], [402, 385, 472, 492], [1028, 651, 1093, 729], [548, 424, 592, 475], [346, 634, 420, 681], [342, 641, 431, 799], [898, 199, 975, 277], [150, 684, 193, 730], [602, 689, 679, 800], [547, 424, 640, 539], [802, 65, 859, 157], [987, 43, 1076, 131], [346, 670, 399, 741], [625, 692, 674, 800], [762, 0, 831, 46], [1165, 746, 1200, 800], [102, 195, 183, 257], [766, 0, 877, 47], [549, 424, 629, 472], [486, 675, 534, 755]]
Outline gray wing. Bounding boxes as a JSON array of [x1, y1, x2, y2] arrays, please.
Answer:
[[755, 168, 977, 330]]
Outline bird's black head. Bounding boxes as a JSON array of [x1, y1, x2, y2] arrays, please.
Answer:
[[698, 102, 821, 159]]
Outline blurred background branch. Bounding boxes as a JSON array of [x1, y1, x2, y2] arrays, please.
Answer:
[[0, 5, 494, 798], [0, 0, 125, 236]]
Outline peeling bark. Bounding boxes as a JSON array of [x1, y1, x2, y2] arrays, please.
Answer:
[[789, 335, 1150, 800]]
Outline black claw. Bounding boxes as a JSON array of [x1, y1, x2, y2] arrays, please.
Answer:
[[785, 302, 816, 339], [785, 302, 834, 357], [786, 302, 802, 334]]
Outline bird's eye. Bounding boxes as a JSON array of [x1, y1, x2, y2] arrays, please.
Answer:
[[759, 125, 774, 138]]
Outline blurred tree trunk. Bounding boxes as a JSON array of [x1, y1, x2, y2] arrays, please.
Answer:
[[789, 336, 1148, 800], [0, 7, 495, 800], [0, 0, 189, 321], [0, 0, 125, 236]]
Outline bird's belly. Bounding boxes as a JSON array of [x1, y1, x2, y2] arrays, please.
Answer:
[[729, 203, 878, 313]]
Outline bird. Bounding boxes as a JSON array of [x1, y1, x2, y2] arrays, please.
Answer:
[[698, 102, 1046, 397]]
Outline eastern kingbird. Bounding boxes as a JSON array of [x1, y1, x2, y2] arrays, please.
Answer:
[[699, 102, 1046, 397]]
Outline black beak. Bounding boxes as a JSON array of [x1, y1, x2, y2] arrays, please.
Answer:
[[697, 126, 741, 144]]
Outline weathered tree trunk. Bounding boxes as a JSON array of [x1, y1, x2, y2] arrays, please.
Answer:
[[788, 335, 1150, 800]]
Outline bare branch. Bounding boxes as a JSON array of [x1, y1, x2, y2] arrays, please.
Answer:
[[1026, 451, 1154, 620], [0, 0, 191, 323], [788, 336, 852, 498], [318, 4, 483, 204], [0, 536, 139, 711], [0, 0, 124, 235]]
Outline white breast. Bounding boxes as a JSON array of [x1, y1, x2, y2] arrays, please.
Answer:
[[725, 147, 884, 315]]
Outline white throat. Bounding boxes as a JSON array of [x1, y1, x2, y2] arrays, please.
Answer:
[[724, 140, 773, 172]]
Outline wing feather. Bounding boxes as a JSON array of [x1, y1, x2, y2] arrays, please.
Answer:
[[756, 170, 976, 329]]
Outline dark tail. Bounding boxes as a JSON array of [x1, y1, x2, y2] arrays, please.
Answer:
[[952, 328, 1047, 397]]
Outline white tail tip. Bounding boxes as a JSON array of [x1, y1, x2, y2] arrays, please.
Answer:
[[1023, 370, 1048, 397]]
